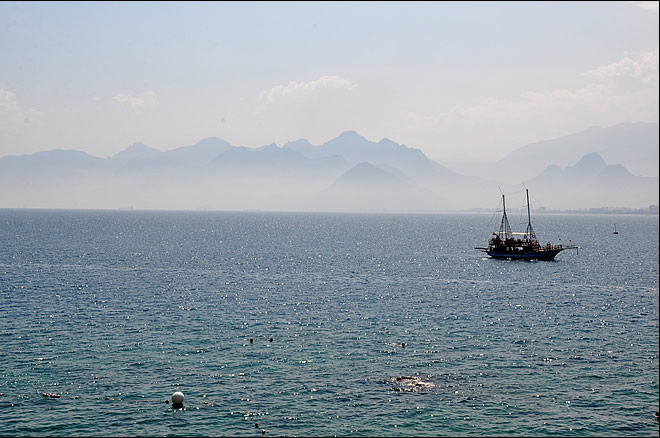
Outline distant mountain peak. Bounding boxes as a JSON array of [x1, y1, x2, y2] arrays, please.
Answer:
[[600, 163, 633, 178], [283, 138, 313, 148], [496, 121, 659, 182], [334, 161, 403, 186], [541, 163, 562, 176], [194, 137, 232, 147], [574, 152, 606, 169], [126, 142, 151, 150], [112, 142, 161, 159], [197, 136, 221, 143], [334, 130, 367, 142]]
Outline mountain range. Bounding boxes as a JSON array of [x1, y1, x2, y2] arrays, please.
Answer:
[[496, 121, 658, 182], [0, 122, 657, 212]]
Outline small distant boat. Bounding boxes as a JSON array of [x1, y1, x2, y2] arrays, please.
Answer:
[[613, 224, 619, 234], [475, 189, 577, 261]]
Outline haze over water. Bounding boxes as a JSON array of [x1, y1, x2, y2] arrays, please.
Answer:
[[0, 209, 657, 436]]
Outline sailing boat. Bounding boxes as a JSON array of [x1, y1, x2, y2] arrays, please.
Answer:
[[475, 189, 577, 261], [613, 224, 619, 234]]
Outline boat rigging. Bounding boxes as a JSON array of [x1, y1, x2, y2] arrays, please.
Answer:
[[475, 189, 577, 261]]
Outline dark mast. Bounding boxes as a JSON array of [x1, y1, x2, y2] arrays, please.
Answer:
[[524, 189, 537, 242], [499, 193, 512, 240]]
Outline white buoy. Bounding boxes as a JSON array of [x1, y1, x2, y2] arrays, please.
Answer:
[[172, 391, 184, 404]]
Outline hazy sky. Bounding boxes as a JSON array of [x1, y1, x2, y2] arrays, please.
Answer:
[[1, 1, 658, 163]]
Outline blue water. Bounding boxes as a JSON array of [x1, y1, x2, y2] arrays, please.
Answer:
[[0, 209, 658, 437]]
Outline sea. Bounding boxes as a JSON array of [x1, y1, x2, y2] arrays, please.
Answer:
[[0, 209, 658, 437]]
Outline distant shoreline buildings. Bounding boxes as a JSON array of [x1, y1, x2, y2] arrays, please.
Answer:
[[467, 205, 659, 215], [536, 205, 659, 215]]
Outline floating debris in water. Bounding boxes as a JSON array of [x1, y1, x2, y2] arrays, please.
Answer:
[[380, 375, 435, 392]]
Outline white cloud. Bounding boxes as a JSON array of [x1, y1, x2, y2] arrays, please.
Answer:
[[0, 89, 39, 131], [112, 90, 159, 108], [457, 50, 658, 125], [258, 75, 358, 104], [629, 1, 659, 11], [401, 50, 659, 160], [0, 89, 19, 113], [586, 48, 659, 85]]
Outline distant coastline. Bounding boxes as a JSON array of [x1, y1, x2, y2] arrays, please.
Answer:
[[468, 205, 659, 215], [1, 205, 658, 215]]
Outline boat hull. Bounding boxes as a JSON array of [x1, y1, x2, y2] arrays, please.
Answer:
[[485, 248, 563, 261]]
